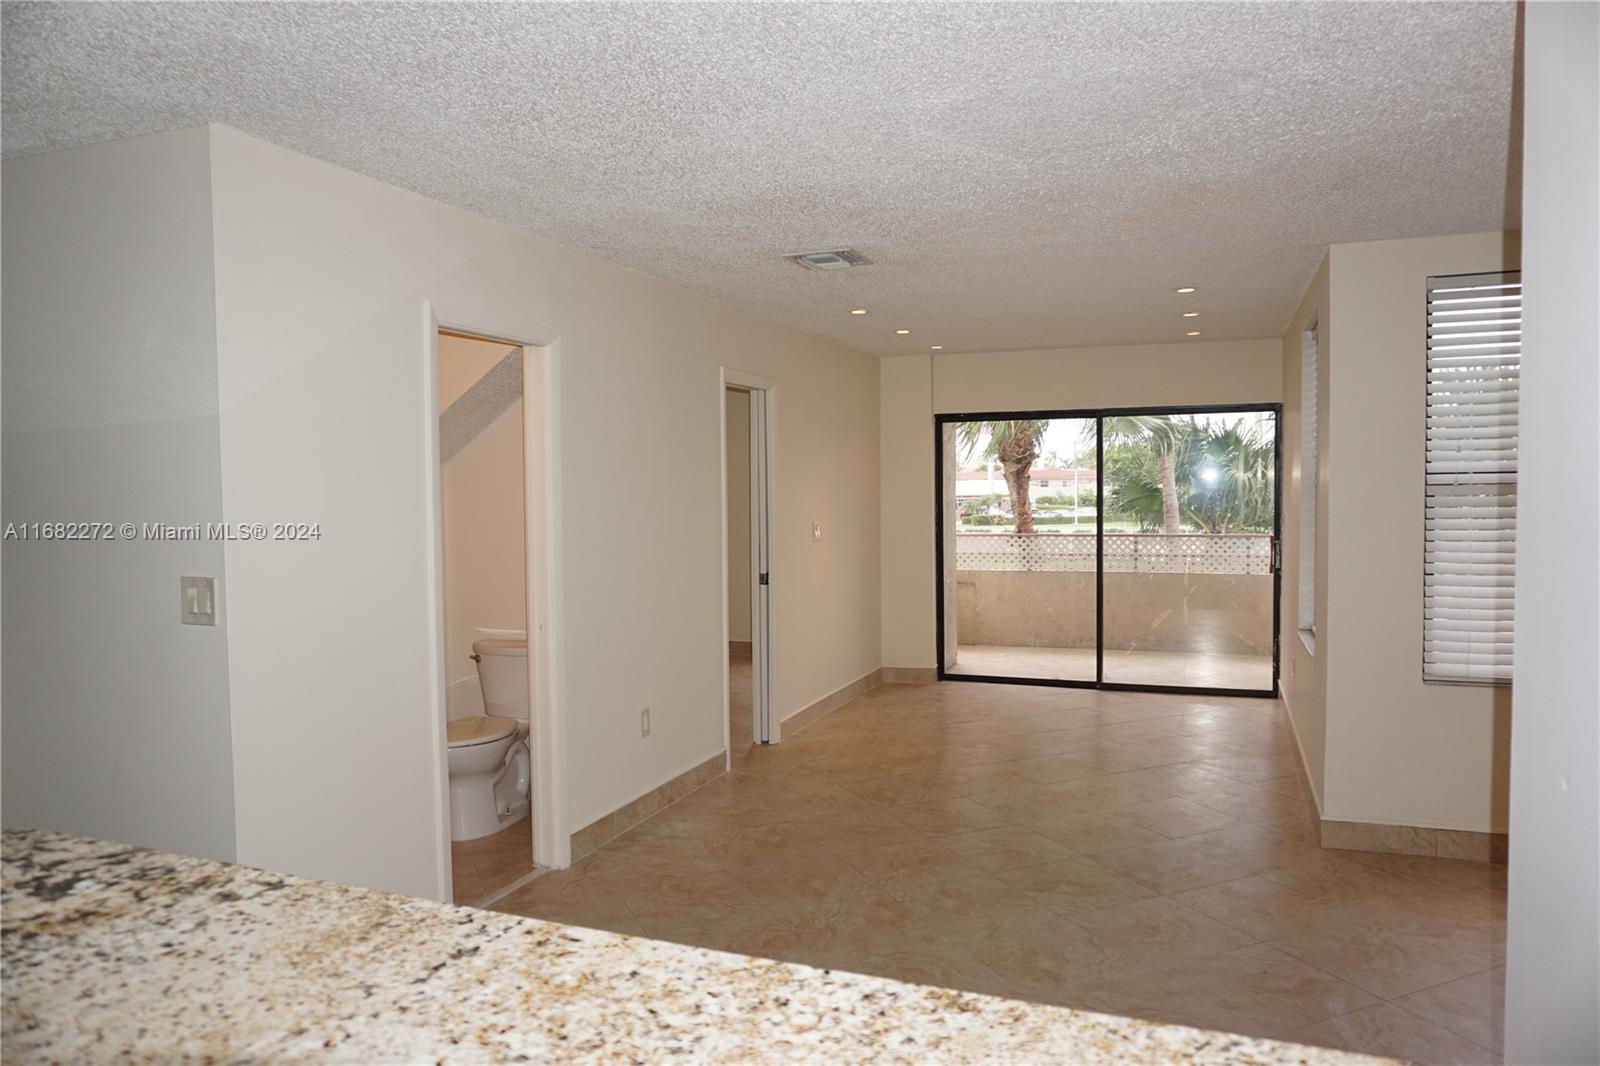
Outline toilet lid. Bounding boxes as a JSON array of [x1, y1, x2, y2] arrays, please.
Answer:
[[447, 716, 516, 748], [472, 637, 527, 658]]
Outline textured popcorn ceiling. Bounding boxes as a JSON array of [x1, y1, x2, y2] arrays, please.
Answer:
[[1, 2, 1519, 355]]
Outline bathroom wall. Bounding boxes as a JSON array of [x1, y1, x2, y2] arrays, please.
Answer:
[[207, 125, 881, 897], [725, 388, 752, 644], [0, 126, 238, 861], [439, 334, 528, 718]]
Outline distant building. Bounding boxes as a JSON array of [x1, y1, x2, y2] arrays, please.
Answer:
[[955, 467, 1095, 506]]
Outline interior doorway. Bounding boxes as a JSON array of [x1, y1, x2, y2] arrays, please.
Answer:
[[936, 404, 1281, 697], [436, 331, 533, 904], [723, 370, 774, 751], [725, 387, 755, 747], [425, 305, 568, 906]]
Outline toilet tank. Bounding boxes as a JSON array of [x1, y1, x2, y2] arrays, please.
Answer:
[[472, 638, 529, 721]]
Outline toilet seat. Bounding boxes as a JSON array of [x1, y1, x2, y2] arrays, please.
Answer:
[[447, 716, 516, 749]]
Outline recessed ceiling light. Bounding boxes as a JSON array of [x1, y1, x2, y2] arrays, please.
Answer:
[[850, 308, 868, 315], [930, 345, 944, 350], [1186, 330, 1201, 337], [896, 329, 911, 335], [1176, 287, 1197, 294], [1182, 311, 1200, 318]]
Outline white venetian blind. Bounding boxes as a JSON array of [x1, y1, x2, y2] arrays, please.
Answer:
[[1424, 271, 1520, 683]]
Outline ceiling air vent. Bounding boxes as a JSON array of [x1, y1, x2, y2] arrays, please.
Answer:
[[784, 248, 872, 271]]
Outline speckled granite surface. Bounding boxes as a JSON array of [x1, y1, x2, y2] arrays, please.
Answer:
[[1, 830, 1386, 1064]]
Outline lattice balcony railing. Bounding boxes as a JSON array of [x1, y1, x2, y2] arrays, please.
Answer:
[[954, 532, 1274, 575]]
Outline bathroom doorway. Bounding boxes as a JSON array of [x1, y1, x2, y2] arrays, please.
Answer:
[[437, 331, 533, 903], [723, 370, 773, 753], [426, 305, 568, 905]]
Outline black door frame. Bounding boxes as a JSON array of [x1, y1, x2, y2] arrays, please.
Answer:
[[933, 402, 1284, 699]]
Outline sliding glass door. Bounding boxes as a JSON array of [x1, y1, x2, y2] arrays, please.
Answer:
[[1098, 410, 1278, 691], [940, 416, 1098, 682], [936, 405, 1280, 697]]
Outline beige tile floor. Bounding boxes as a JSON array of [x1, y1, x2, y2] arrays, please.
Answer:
[[492, 679, 1505, 1063], [950, 644, 1274, 691], [452, 817, 533, 904]]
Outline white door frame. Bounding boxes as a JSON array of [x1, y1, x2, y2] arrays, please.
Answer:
[[424, 301, 571, 903], [721, 368, 776, 754]]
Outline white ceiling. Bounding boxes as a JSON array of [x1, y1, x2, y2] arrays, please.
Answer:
[[1, 2, 1519, 355]]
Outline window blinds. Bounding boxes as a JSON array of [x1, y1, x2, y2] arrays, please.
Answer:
[[1299, 326, 1318, 633], [1424, 272, 1520, 683]]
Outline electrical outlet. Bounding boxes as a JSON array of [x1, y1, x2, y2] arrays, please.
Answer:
[[812, 522, 823, 542], [640, 707, 651, 737]]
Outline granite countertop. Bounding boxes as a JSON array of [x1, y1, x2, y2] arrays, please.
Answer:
[[1, 829, 1383, 1064]]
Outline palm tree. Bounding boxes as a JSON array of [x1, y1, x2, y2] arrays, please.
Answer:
[[957, 420, 1049, 533], [1101, 417, 1276, 534], [1095, 416, 1188, 533], [1185, 419, 1275, 533]]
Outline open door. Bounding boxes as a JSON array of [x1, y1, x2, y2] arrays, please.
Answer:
[[724, 370, 776, 751], [749, 385, 773, 743]]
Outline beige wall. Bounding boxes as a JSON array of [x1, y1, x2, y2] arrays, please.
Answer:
[[1300, 232, 1518, 835], [440, 335, 527, 718], [931, 339, 1282, 413], [879, 355, 937, 667], [1278, 255, 1331, 807], [437, 334, 513, 407], [208, 125, 881, 897], [881, 341, 1282, 669], [725, 388, 751, 643]]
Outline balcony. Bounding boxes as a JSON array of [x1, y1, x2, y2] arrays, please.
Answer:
[[949, 532, 1274, 689]]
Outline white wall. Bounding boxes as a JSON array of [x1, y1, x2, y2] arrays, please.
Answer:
[[440, 335, 527, 717], [1504, 2, 1599, 1059], [880, 341, 1282, 669], [725, 388, 751, 644], [1, 127, 237, 861], [206, 126, 880, 896], [1320, 232, 1515, 834]]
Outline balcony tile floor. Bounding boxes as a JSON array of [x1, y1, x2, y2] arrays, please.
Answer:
[[949, 644, 1274, 691], [492, 675, 1504, 1064]]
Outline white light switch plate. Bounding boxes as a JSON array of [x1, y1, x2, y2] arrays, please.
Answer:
[[181, 576, 217, 626]]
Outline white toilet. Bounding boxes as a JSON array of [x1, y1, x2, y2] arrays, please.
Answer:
[[446, 637, 531, 841]]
